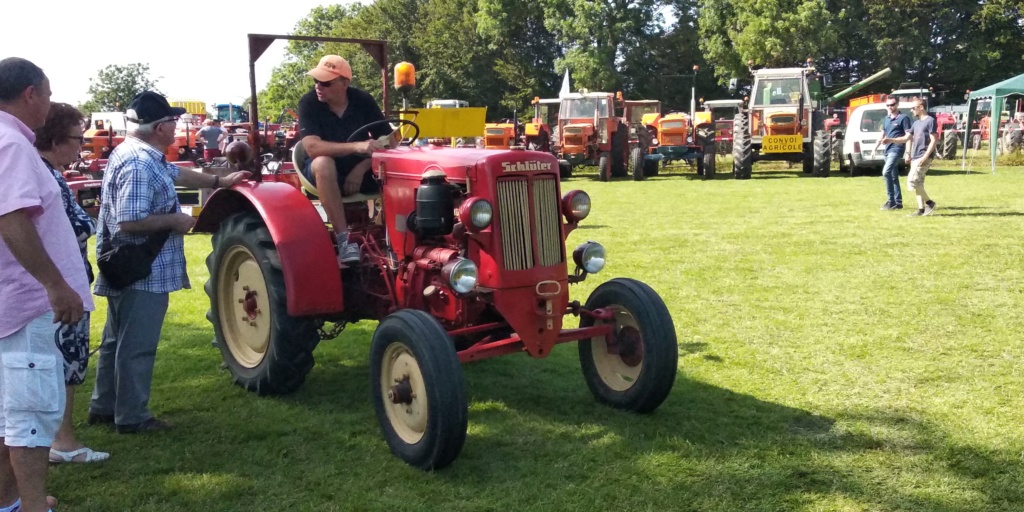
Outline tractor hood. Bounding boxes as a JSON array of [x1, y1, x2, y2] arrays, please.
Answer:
[[375, 146, 560, 184]]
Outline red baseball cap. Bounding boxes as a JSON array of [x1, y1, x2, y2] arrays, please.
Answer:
[[307, 55, 352, 82]]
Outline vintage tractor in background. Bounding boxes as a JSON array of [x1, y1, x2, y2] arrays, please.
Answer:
[[555, 91, 631, 181], [654, 112, 714, 178], [483, 118, 521, 149], [732, 63, 892, 179], [695, 99, 744, 156], [622, 100, 662, 180], [195, 35, 679, 471]]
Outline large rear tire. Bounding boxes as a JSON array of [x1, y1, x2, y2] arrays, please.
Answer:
[[699, 130, 716, 180], [597, 152, 611, 182], [370, 309, 467, 470], [558, 160, 573, 180], [629, 147, 645, 181], [940, 130, 958, 160], [611, 123, 628, 177], [830, 130, 841, 162], [812, 129, 830, 177], [205, 212, 319, 395], [731, 113, 752, 179], [579, 278, 678, 413]]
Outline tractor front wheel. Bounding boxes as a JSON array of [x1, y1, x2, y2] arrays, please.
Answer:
[[205, 212, 319, 395], [629, 147, 645, 181], [559, 160, 573, 180], [579, 278, 678, 413], [812, 130, 831, 177], [597, 152, 611, 182], [370, 309, 467, 470]]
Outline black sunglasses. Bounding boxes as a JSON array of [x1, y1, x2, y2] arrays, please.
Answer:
[[65, 135, 85, 144], [886, 103, 898, 107], [315, 79, 337, 87]]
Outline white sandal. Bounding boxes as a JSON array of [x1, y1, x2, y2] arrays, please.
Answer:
[[49, 446, 110, 464]]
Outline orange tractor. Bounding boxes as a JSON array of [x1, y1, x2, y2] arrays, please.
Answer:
[[556, 91, 632, 181], [653, 111, 715, 178], [621, 100, 663, 180]]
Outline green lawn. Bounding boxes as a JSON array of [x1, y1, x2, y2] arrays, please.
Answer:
[[53, 155, 1024, 511]]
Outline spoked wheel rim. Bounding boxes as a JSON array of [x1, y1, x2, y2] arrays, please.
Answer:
[[381, 342, 428, 444], [592, 306, 644, 391], [217, 245, 271, 368]]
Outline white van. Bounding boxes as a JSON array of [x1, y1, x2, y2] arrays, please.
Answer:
[[840, 101, 914, 175]]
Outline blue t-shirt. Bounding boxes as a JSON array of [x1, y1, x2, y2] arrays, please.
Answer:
[[881, 113, 912, 154], [910, 116, 937, 160]]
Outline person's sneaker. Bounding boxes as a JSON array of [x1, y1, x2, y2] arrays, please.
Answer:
[[880, 201, 895, 211], [923, 200, 936, 215], [893, 203, 904, 210], [909, 209, 925, 217], [337, 241, 361, 266], [116, 417, 174, 434], [87, 413, 115, 426]]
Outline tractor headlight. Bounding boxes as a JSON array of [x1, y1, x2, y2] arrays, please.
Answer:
[[178, 147, 186, 155], [686, 136, 693, 143], [443, 258, 478, 294], [459, 198, 492, 230], [572, 242, 606, 274], [561, 190, 591, 222], [599, 124, 608, 144], [101, 146, 109, 152], [652, 138, 659, 145]]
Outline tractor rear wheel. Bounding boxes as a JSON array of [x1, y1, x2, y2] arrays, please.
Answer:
[[699, 130, 716, 180], [559, 160, 573, 180], [643, 158, 659, 176], [370, 309, 467, 470], [830, 130, 842, 162], [812, 130, 830, 177], [611, 122, 628, 177], [597, 152, 611, 182], [205, 212, 319, 395], [579, 278, 677, 413], [629, 147, 645, 181], [732, 113, 752, 180], [940, 129, 958, 160], [971, 133, 982, 150]]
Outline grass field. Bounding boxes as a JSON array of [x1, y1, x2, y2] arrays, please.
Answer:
[[51, 153, 1024, 511]]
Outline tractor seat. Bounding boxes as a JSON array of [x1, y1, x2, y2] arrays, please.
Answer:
[[291, 140, 380, 203]]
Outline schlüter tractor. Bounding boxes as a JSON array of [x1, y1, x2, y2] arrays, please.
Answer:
[[556, 91, 632, 182], [732, 64, 892, 179], [195, 34, 679, 471]]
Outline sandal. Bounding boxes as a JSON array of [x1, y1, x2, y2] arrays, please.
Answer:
[[49, 446, 110, 464]]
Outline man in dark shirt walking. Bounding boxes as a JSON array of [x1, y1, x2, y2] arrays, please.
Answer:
[[899, 98, 938, 216], [873, 99, 912, 210], [298, 54, 396, 266]]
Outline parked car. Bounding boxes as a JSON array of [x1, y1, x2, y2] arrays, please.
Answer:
[[839, 101, 912, 176]]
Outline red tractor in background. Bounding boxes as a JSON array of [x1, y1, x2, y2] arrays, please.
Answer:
[[195, 34, 679, 471], [555, 91, 632, 181]]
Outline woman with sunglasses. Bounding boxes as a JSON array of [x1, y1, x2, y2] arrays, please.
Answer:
[[33, 102, 109, 464]]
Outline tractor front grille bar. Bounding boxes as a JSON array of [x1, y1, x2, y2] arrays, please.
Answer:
[[496, 175, 563, 270]]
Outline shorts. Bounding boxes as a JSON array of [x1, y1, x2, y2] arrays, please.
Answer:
[[0, 313, 66, 448], [56, 311, 90, 385], [908, 157, 932, 191], [204, 148, 222, 160], [302, 157, 380, 195]]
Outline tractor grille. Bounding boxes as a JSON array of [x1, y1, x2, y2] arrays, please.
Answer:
[[663, 135, 685, 145], [564, 135, 584, 147], [496, 175, 563, 270]]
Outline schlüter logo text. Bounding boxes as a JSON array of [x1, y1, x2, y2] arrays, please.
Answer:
[[501, 161, 553, 172]]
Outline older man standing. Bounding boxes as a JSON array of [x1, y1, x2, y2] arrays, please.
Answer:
[[0, 57, 90, 512], [89, 91, 249, 434]]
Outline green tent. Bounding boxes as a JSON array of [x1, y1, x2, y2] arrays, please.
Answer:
[[961, 73, 1024, 173]]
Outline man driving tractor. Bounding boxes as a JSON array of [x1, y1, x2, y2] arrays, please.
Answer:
[[298, 54, 399, 266]]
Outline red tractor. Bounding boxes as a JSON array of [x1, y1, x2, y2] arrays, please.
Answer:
[[195, 34, 678, 471]]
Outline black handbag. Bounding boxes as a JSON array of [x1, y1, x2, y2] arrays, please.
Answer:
[[96, 204, 175, 290]]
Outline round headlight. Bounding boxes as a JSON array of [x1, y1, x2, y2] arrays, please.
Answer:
[[572, 242, 606, 274], [561, 190, 591, 222], [443, 258, 478, 294], [464, 199, 492, 229], [178, 147, 186, 154], [686, 136, 693, 143]]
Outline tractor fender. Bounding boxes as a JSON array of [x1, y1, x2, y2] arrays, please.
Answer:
[[194, 182, 343, 317]]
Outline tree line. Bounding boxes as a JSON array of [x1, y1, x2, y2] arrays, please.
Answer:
[[81, 1, 1024, 122]]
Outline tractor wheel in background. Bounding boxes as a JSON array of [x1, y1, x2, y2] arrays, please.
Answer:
[[700, 131, 716, 180], [830, 130, 842, 162], [1008, 127, 1022, 153], [940, 130, 958, 160], [370, 309, 467, 471], [559, 160, 573, 180], [597, 152, 611, 182], [644, 158, 659, 176], [629, 147, 645, 181], [971, 133, 981, 150], [205, 212, 319, 395], [578, 278, 678, 413], [812, 130, 831, 177], [611, 123, 628, 177], [802, 146, 814, 174], [732, 113, 752, 179]]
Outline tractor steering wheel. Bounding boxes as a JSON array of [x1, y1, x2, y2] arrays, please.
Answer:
[[346, 118, 420, 147]]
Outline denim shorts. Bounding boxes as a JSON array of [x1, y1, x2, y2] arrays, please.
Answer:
[[0, 313, 66, 448]]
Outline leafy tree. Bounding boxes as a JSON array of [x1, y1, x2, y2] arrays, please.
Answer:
[[78, 63, 160, 116]]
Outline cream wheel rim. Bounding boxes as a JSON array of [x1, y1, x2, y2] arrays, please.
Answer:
[[381, 342, 428, 444], [591, 306, 643, 391], [217, 245, 271, 368]]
